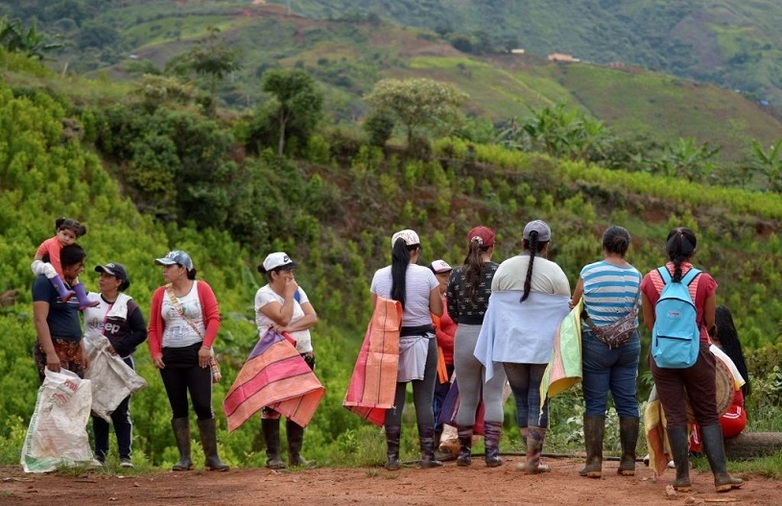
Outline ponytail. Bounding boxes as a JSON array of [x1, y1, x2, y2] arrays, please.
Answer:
[[391, 238, 411, 309], [665, 227, 696, 282], [463, 237, 487, 304]]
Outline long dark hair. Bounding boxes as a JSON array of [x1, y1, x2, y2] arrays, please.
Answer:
[[391, 238, 418, 309], [602, 225, 630, 256], [665, 227, 697, 282], [520, 231, 548, 303], [463, 237, 488, 304], [715, 306, 751, 398]]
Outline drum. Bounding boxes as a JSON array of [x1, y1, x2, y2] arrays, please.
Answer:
[[685, 354, 734, 422]]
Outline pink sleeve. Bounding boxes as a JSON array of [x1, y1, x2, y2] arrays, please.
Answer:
[[147, 287, 165, 359], [37, 237, 63, 277], [197, 282, 221, 348]]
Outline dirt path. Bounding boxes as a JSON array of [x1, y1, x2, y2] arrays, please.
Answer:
[[2, 457, 780, 505]]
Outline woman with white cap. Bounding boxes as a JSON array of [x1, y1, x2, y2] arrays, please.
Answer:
[[82, 262, 146, 468], [371, 229, 443, 470], [148, 250, 229, 472], [255, 251, 318, 469], [447, 225, 505, 467], [483, 219, 571, 473]]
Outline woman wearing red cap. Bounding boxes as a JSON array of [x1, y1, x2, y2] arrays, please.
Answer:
[[446, 226, 504, 467], [148, 250, 229, 472]]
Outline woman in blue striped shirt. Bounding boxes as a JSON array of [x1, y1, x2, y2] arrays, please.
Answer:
[[570, 225, 642, 479]]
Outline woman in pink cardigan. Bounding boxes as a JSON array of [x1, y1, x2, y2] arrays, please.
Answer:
[[148, 250, 229, 472]]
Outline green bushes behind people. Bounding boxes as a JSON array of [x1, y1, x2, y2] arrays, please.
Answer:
[[3, 54, 782, 469]]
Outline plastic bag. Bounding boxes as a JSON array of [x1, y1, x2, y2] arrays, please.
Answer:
[[21, 368, 94, 473], [84, 336, 148, 422]]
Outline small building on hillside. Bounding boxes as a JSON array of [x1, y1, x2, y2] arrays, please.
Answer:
[[547, 53, 579, 63], [511, 48, 526, 54]]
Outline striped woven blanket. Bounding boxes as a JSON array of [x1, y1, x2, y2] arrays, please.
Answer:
[[343, 297, 402, 426], [223, 328, 325, 432]]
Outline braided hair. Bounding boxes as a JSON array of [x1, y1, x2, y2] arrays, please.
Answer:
[[520, 231, 548, 303], [664, 227, 697, 281]]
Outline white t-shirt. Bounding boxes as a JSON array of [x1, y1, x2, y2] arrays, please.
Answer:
[[492, 254, 571, 295], [255, 284, 313, 353], [370, 264, 439, 327], [161, 281, 205, 349]]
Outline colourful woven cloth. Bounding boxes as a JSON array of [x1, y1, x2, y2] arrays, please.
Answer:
[[644, 387, 671, 478], [540, 300, 583, 402], [343, 297, 402, 426], [223, 328, 325, 432]]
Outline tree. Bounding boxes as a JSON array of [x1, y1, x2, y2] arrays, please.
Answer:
[[261, 68, 324, 156], [747, 138, 782, 192], [0, 17, 62, 60], [187, 26, 242, 117], [365, 78, 467, 147], [651, 137, 720, 182]]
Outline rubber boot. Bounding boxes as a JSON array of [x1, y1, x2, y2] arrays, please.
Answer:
[[579, 415, 604, 478], [418, 424, 443, 468], [384, 425, 401, 471], [667, 426, 692, 492], [484, 421, 504, 468], [456, 426, 473, 466], [171, 417, 193, 471], [262, 418, 286, 469], [700, 424, 743, 492], [520, 426, 528, 448], [286, 419, 314, 467], [197, 418, 229, 471], [518, 426, 550, 474], [50, 276, 75, 303], [73, 282, 99, 310], [618, 417, 639, 476]]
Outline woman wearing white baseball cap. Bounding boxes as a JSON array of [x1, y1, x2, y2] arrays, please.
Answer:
[[256, 251, 318, 468], [370, 229, 444, 470]]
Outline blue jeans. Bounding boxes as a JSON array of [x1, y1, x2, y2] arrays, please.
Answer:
[[504, 363, 549, 428], [581, 330, 641, 418], [433, 364, 454, 433]]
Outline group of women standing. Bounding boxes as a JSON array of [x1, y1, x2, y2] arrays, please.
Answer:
[[373, 221, 743, 493], [31, 217, 744, 494]]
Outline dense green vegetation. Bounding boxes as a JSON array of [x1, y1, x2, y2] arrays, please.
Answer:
[[1, 7, 782, 472], [1, 0, 782, 164]]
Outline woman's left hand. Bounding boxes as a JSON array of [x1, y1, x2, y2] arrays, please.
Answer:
[[198, 346, 211, 368]]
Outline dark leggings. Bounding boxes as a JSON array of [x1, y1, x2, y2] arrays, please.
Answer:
[[159, 343, 213, 420], [385, 336, 438, 426]]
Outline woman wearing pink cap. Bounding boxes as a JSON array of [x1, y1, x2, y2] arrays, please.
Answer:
[[371, 229, 443, 470], [446, 226, 504, 467]]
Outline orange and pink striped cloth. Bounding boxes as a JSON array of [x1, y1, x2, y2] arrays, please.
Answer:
[[223, 328, 325, 432], [343, 297, 403, 426]]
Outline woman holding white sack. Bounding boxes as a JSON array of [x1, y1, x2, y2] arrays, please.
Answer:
[[82, 262, 147, 468]]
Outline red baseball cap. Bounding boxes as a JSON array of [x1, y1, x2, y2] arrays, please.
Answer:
[[467, 226, 495, 247]]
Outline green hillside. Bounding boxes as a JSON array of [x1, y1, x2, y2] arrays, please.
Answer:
[[1, 1, 781, 163]]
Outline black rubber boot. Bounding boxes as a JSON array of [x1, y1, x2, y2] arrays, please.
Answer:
[[617, 417, 639, 476], [456, 426, 473, 467], [667, 426, 692, 492], [171, 417, 193, 471], [483, 421, 503, 468], [384, 425, 401, 470], [198, 418, 229, 471], [701, 424, 743, 492], [262, 418, 286, 469], [418, 424, 443, 468], [286, 419, 314, 467], [579, 415, 604, 478]]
